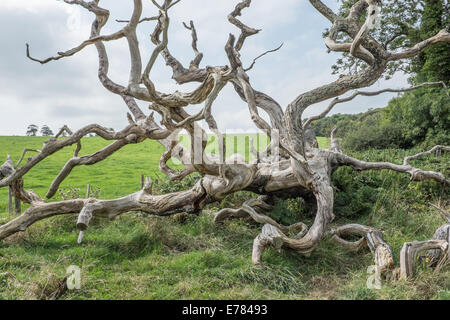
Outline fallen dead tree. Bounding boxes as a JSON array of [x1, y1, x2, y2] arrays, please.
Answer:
[[1, 0, 449, 284]]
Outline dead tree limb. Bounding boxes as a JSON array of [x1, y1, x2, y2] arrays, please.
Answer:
[[0, 0, 449, 284]]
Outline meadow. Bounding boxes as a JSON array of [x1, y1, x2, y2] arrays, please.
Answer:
[[0, 135, 448, 300]]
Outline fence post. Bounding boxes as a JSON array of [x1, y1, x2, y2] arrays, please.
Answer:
[[86, 184, 91, 198], [15, 197, 21, 215], [8, 186, 13, 216], [141, 174, 145, 189]]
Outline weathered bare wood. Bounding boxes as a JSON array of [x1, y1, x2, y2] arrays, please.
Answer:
[[329, 224, 371, 252], [0, 155, 14, 180], [329, 127, 342, 154], [214, 207, 248, 223], [15, 149, 41, 169], [182, 20, 203, 70], [245, 43, 283, 72], [0, 0, 449, 284], [334, 150, 450, 186], [116, 16, 158, 24], [425, 204, 450, 267], [329, 224, 395, 278], [367, 231, 395, 277], [284, 0, 449, 156], [426, 224, 450, 267], [228, 0, 261, 51], [350, 0, 380, 57], [140, 175, 144, 190], [404, 146, 450, 166], [388, 29, 450, 61], [400, 240, 448, 279], [252, 224, 285, 265], [86, 184, 91, 199]]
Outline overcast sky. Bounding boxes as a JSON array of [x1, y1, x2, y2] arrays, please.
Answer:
[[0, 0, 408, 136]]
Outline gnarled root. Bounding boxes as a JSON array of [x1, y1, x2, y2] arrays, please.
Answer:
[[329, 224, 395, 277], [425, 204, 450, 268], [252, 224, 285, 265], [247, 180, 334, 264], [399, 240, 448, 279], [427, 224, 450, 267], [330, 222, 449, 281], [214, 196, 294, 232], [252, 223, 309, 265], [213, 196, 273, 224], [213, 194, 312, 265]]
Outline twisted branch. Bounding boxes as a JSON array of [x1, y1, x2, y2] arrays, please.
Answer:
[[228, 0, 261, 51]]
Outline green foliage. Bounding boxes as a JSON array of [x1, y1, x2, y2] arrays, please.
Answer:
[[341, 111, 404, 150], [154, 173, 203, 194], [383, 86, 450, 148], [311, 113, 359, 138], [413, 0, 450, 85], [312, 86, 449, 151], [333, 166, 382, 218], [333, 147, 449, 219], [266, 198, 302, 226]]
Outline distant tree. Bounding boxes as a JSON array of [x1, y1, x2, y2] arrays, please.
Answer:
[[26, 124, 39, 136], [40, 125, 54, 137]]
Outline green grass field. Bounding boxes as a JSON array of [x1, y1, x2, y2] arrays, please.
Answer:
[[0, 136, 448, 300]]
